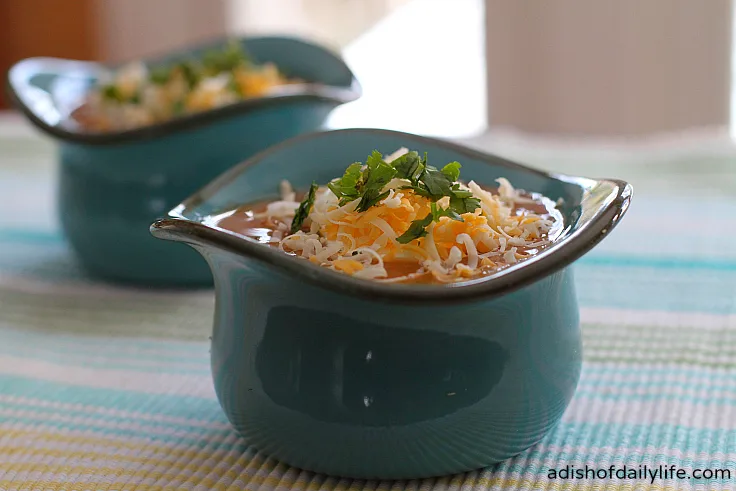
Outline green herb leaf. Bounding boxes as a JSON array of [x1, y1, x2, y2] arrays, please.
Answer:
[[399, 185, 432, 198], [431, 202, 464, 222], [327, 162, 362, 205], [357, 190, 391, 211], [396, 213, 433, 244], [101, 84, 124, 102], [449, 184, 473, 198], [290, 182, 318, 234], [176, 61, 201, 89], [392, 151, 424, 183], [318, 149, 480, 243], [228, 73, 243, 96], [395, 199, 468, 245], [150, 67, 171, 85], [356, 151, 397, 212], [392, 155, 480, 241], [419, 166, 454, 198], [441, 161, 461, 181], [202, 40, 250, 75], [449, 194, 481, 214], [172, 100, 186, 115]]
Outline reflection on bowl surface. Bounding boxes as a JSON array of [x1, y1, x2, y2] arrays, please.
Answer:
[[257, 307, 509, 425]]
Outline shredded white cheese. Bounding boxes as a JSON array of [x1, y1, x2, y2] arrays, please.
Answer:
[[266, 148, 557, 283]]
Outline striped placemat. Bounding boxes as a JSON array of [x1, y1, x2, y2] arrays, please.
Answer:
[[1, 120, 735, 490]]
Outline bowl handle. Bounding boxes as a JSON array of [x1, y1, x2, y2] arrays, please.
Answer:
[[6, 57, 100, 128]]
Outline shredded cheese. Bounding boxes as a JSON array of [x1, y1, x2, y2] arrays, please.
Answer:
[[264, 148, 556, 283]]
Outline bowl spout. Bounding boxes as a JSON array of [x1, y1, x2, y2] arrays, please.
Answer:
[[150, 217, 231, 250]]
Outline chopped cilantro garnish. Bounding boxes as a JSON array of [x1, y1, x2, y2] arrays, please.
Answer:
[[448, 182, 481, 215], [392, 151, 424, 183], [101, 84, 143, 105], [357, 190, 391, 212], [202, 41, 249, 75], [399, 184, 432, 198], [228, 74, 243, 96], [291, 182, 318, 234], [101, 84, 124, 102], [327, 163, 362, 206], [431, 202, 464, 222], [449, 194, 481, 214], [172, 100, 186, 115], [418, 165, 455, 198], [356, 151, 397, 212], [326, 151, 397, 212], [176, 62, 201, 89], [321, 148, 481, 243], [150, 67, 171, 85], [450, 184, 471, 197], [396, 202, 465, 244], [396, 213, 433, 244], [441, 161, 461, 181]]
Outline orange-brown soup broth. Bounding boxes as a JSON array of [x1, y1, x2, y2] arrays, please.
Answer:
[[214, 187, 560, 284]]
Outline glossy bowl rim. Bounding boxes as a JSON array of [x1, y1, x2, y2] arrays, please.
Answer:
[[5, 35, 362, 146], [151, 128, 633, 305]]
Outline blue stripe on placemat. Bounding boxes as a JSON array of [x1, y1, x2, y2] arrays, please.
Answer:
[[0, 375, 219, 413], [1, 227, 735, 271], [0, 228, 62, 244]]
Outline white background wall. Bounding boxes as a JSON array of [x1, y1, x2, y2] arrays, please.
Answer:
[[97, 0, 228, 62], [96, 0, 409, 61], [485, 0, 733, 136], [228, 0, 411, 48]]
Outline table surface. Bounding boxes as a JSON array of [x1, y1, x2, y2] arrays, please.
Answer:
[[2, 118, 736, 490]]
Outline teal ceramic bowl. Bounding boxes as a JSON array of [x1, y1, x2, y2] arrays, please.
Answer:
[[6, 36, 360, 286], [151, 128, 632, 479]]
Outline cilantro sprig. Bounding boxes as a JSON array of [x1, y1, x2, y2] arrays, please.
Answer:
[[100, 84, 125, 102], [292, 149, 480, 244], [394, 155, 480, 244], [202, 41, 250, 76], [328, 163, 363, 206], [101, 41, 258, 112], [327, 151, 397, 211], [395, 202, 463, 244], [290, 182, 318, 234], [392, 151, 424, 182], [356, 151, 397, 212]]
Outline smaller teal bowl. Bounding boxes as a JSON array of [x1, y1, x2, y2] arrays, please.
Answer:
[[150, 128, 632, 479], [6, 36, 360, 286]]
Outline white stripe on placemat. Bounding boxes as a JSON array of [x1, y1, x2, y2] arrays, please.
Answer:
[[0, 273, 215, 301], [0, 355, 214, 398], [581, 308, 736, 329]]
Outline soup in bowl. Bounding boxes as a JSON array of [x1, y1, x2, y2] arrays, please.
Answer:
[[213, 147, 566, 284], [151, 128, 632, 479]]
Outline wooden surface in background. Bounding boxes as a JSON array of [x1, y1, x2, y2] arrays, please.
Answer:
[[0, 0, 99, 108]]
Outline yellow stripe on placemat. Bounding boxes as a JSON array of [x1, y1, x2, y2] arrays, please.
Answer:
[[0, 474, 701, 491], [0, 430, 715, 491], [0, 476, 232, 491], [0, 463, 255, 491], [0, 446, 239, 473], [0, 428, 723, 490], [0, 429, 240, 460]]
